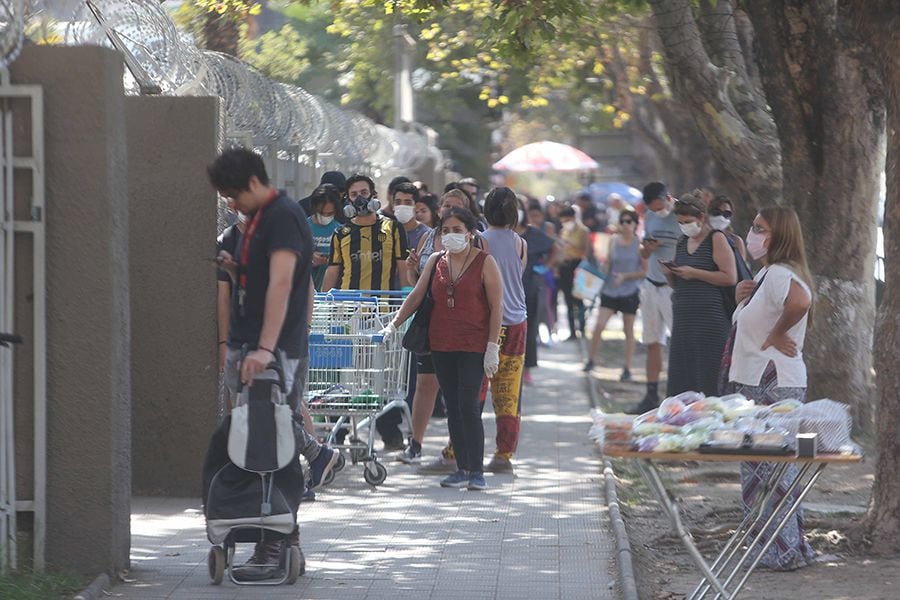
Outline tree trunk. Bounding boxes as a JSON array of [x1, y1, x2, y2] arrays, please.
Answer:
[[745, 0, 883, 429], [648, 0, 782, 208], [204, 11, 240, 56], [847, 0, 900, 554]]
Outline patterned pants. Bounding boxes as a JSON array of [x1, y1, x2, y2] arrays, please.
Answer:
[[728, 365, 816, 571], [443, 321, 527, 462]]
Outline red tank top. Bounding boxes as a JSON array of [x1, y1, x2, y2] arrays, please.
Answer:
[[428, 251, 490, 353]]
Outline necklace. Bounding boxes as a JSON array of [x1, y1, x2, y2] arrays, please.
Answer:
[[445, 247, 474, 308]]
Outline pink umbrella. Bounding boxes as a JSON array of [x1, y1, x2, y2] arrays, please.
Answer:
[[492, 141, 599, 172]]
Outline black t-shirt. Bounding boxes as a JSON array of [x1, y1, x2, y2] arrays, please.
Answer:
[[228, 192, 313, 358]]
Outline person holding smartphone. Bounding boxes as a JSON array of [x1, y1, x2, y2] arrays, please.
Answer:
[[626, 182, 682, 414], [661, 193, 736, 397]]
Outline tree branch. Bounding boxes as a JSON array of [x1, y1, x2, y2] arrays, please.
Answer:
[[649, 0, 782, 200]]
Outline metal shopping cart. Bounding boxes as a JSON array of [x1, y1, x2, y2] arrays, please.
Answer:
[[305, 290, 411, 486]]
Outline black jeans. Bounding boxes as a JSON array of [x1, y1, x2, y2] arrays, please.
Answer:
[[431, 351, 485, 473], [558, 259, 584, 337]]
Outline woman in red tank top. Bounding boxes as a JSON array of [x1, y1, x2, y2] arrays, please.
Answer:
[[385, 207, 503, 490]]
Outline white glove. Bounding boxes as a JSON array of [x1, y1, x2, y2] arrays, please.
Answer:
[[484, 342, 500, 378], [378, 321, 398, 341]]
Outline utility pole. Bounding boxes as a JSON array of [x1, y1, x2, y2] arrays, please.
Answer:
[[392, 6, 416, 129]]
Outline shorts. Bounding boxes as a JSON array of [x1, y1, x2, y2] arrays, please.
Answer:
[[599, 292, 639, 315], [416, 352, 435, 375], [639, 280, 673, 345]]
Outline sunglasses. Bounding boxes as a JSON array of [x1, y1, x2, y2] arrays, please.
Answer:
[[620, 219, 635, 225], [710, 209, 733, 218]]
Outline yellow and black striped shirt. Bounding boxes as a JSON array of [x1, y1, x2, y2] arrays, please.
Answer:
[[328, 216, 407, 290]]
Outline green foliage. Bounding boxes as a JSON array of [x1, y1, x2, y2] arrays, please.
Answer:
[[194, 0, 262, 20], [238, 23, 311, 82], [0, 570, 87, 600]]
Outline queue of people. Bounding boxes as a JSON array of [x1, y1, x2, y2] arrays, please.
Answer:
[[212, 146, 817, 574]]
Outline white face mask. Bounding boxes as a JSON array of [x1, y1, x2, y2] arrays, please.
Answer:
[[652, 198, 673, 218], [394, 205, 415, 224], [316, 214, 334, 226], [679, 221, 702, 238], [442, 232, 469, 253], [708, 215, 731, 231], [562, 220, 576, 232]]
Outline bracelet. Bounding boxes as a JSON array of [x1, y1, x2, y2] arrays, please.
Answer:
[[259, 346, 275, 355], [218, 340, 227, 345]]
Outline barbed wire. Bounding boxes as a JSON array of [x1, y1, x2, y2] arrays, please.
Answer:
[[15, 0, 436, 174]]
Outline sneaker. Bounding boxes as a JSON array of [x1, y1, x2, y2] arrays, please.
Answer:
[[308, 446, 339, 490], [440, 470, 470, 488], [523, 370, 533, 385], [301, 487, 316, 503], [625, 392, 659, 415], [416, 455, 457, 474], [232, 539, 283, 581], [620, 369, 632, 382], [467, 472, 487, 491], [582, 360, 594, 372], [485, 455, 515, 474], [397, 444, 422, 464]]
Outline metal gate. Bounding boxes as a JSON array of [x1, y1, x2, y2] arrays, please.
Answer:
[[0, 69, 46, 574]]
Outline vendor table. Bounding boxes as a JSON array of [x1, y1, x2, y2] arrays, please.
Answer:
[[604, 449, 861, 600]]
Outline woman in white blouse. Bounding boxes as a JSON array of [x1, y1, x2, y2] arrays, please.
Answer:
[[727, 205, 816, 571]]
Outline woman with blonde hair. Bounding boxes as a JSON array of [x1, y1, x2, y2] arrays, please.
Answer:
[[727, 205, 817, 571]]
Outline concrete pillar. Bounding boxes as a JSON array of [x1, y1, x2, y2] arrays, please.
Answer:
[[125, 96, 220, 496], [10, 46, 131, 575]]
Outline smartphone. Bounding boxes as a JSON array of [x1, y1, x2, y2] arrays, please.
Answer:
[[658, 259, 677, 269], [643, 236, 657, 243]]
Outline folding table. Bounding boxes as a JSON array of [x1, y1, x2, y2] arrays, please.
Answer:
[[604, 449, 861, 599]]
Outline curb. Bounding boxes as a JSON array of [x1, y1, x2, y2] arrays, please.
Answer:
[[73, 573, 110, 600], [582, 339, 639, 600]]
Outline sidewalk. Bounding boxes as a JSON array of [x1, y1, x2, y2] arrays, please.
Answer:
[[114, 340, 621, 600]]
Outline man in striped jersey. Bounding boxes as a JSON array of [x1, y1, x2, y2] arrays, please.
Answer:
[[322, 174, 408, 292]]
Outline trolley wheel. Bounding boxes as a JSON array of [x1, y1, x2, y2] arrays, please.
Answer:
[[364, 461, 388, 486], [285, 545, 303, 585], [333, 451, 346, 472], [208, 546, 225, 585]]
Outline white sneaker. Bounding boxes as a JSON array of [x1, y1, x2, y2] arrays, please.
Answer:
[[397, 445, 422, 464], [416, 455, 456, 474]]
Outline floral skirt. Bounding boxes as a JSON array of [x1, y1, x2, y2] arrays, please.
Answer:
[[728, 366, 816, 571]]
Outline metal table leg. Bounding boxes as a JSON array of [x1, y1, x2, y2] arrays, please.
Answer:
[[718, 463, 826, 599], [636, 460, 732, 599], [690, 462, 791, 600]]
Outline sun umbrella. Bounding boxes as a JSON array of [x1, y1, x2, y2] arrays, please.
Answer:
[[492, 141, 599, 172], [585, 182, 642, 205]]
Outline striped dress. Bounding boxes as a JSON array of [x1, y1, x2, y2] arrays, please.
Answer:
[[666, 232, 731, 396]]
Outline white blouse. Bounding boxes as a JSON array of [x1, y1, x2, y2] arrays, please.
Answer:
[[729, 264, 811, 388]]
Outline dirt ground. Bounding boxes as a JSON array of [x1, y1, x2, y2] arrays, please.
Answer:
[[586, 333, 900, 600]]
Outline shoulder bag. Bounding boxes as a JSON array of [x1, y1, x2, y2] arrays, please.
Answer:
[[716, 230, 753, 318], [402, 254, 442, 354]]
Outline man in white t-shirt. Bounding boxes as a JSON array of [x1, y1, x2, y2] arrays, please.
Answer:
[[627, 182, 682, 414]]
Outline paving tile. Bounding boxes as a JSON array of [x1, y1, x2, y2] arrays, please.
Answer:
[[111, 341, 620, 600]]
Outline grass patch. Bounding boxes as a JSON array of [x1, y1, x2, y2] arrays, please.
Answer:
[[0, 570, 88, 600]]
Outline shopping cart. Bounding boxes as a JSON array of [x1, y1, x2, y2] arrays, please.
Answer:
[[305, 290, 411, 486]]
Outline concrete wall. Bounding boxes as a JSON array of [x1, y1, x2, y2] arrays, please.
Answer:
[[126, 96, 220, 496], [10, 46, 131, 575]]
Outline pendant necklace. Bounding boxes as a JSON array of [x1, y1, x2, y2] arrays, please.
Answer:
[[446, 247, 474, 308]]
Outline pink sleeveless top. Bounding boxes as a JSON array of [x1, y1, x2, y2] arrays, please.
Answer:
[[428, 251, 490, 353]]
